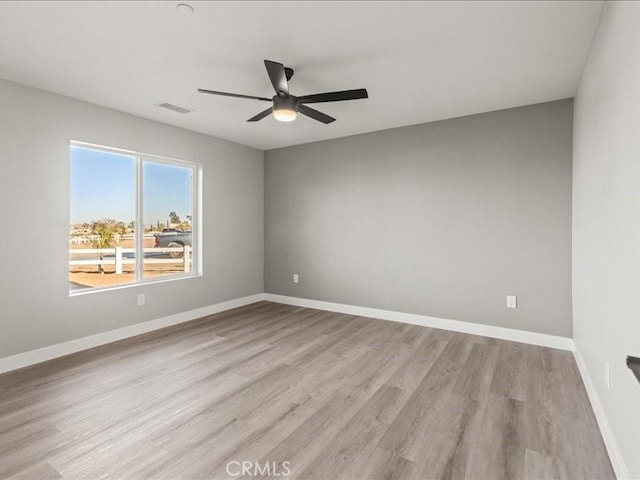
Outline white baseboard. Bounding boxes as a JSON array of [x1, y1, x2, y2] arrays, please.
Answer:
[[573, 349, 630, 480], [263, 294, 575, 351], [0, 293, 266, 375], [0, 291, 574, 372]]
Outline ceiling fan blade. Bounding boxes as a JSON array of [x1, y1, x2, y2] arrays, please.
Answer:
[[298, 88, 368, 104], [264, 60, 289, 95], [247, 108, 273, 122], [198, 89, 272, 102], [298, 104, 336, 124]]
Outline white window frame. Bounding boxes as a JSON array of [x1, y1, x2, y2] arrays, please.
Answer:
[[69, 141, 203, 296]]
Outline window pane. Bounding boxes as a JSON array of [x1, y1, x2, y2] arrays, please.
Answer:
[[142, 160, 194, 280], [69, 146, 136, 292]]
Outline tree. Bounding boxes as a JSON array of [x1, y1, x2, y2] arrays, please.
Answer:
[[169, 211, 180, 224], [91, 219, 117, 274]]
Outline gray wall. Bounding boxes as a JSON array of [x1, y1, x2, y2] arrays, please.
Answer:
[[573, 2, 640, 477], [265, 100, 573, 337], [0, 79, 264, 358]]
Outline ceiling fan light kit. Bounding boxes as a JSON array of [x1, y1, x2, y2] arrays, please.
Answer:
[[198, 60, 368, 125], [272, 96, 298, 122]]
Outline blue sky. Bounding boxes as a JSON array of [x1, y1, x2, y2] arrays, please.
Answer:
[[70, 145, 193, 226]]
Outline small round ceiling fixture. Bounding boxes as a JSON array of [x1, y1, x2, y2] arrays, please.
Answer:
[[176, 3, 194, 15]]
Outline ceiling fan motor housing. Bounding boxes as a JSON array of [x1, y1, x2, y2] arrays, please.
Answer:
[[273, 95, 298, 112]]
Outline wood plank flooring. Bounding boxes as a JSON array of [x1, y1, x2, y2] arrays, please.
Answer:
[[0, 301, 615, 479]]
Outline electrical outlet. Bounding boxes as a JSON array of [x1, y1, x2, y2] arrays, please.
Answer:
[[293, 273, 299, 284], [506, 295, 517, 309], [605, 362, 611, 391], [137, 293, 145, 306]]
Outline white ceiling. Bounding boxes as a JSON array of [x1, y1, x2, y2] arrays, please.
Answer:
[[0, 1, 602, 150]]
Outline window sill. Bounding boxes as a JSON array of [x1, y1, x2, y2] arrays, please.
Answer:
[[68, 272, 202, 297]]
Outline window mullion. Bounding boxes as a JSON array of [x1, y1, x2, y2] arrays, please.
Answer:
[[135, 156, 143, 283]]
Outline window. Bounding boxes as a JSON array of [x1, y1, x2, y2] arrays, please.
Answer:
[[69, 142, 200, 294]]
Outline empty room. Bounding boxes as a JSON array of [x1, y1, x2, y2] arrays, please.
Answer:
[[0, 1, 638, 479]]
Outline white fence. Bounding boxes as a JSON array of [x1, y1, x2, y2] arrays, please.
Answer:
[[69, 234, 156, 245], [69, 246, 191, 273]]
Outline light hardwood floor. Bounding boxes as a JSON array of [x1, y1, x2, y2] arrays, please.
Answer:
[[0, 302, 614, 480]]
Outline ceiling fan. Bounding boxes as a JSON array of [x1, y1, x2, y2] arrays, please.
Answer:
[[198, 60, 368, 124]]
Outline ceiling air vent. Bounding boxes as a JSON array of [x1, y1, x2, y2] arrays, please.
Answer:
[[157, 103, 192, 114]]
